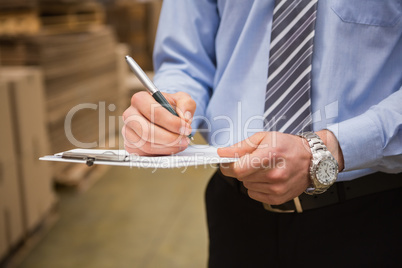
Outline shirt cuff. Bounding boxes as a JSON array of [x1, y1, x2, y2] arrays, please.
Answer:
[[327, 110, 383, 172]]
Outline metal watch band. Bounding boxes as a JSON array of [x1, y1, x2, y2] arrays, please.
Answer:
[[298, 132, 337, 195]]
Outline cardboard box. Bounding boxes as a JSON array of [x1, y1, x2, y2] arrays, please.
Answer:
[[0, 81, 24, 260], [0, 68, 56, 234]]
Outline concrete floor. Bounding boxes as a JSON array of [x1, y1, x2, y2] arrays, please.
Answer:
[[16, 164, 216, 268]]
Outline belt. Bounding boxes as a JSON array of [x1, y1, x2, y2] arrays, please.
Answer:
[[218, 170, 402, 213]]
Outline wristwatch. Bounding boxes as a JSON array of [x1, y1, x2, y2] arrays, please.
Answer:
[[298, 132, 339, 195]]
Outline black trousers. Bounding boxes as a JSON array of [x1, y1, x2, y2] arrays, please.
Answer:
[[205, 171, 402, 268]]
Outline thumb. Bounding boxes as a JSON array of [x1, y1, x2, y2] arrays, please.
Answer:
[[218, 132, 266, 158], [167, 92, 196, 123]]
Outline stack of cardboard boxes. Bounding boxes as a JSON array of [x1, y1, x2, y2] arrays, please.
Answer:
[[0, 68, 57, 263], [0, 27, 122, 152], [0, 1, 127, 185], [0, 0, 128, 263], [0, 0, 163, 263]]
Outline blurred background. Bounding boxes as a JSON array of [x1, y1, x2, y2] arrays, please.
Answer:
[[0, 0, 215, 267]]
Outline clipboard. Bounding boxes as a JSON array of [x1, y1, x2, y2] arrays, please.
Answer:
[[40, 146, 238, 168]]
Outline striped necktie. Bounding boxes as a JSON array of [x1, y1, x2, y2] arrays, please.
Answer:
[[263, 0, 318, 134]]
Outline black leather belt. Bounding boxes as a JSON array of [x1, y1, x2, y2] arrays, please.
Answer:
[[218, 170, 402, 213]]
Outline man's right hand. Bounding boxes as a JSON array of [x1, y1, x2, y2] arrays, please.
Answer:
[[121, 91, 196, 156]]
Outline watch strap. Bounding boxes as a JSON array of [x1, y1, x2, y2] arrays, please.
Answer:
[[298, 132, 338, 195]]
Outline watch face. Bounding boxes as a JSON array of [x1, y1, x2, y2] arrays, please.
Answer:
[[316, 159, 338, 185]]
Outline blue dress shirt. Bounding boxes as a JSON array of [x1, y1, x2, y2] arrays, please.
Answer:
[[153, 0, 402, 181]]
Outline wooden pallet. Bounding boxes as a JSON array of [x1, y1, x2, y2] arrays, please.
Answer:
[[39, 2, 105, 34], [0, 10, 40, 36]]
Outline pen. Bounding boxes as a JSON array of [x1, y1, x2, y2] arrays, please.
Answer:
[[125, 55, 193, 140]]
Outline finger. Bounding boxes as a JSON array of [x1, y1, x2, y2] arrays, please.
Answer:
[[243, 181, 270, 193], [220, 147, 275, 179], [121, 124, 147, 150], [236, 151, 287, 181], [243, 181, 287, 196], [217, 132, 266, 158], [237, 168, 272, 183], [247, 190, 288, 205], [219, 162, 236, 178], [219, 153, 263, 178], [122, 125, 189, 155], [123, 106, 190, 146], [122, 123, 190, 154], [166, 92, 196, 123], [131, 91, 192, 136], [243, 173, 308, 205]]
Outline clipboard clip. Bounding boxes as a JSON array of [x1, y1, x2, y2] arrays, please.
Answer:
[[85, 157, 96, 167], [62, 150, 128, 167]]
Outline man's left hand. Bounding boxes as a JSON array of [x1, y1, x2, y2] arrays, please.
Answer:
[[218, 131, 312, 205], [218, 130, 344, 205]]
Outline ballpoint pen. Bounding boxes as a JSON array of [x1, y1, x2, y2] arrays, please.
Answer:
[[125, 55, 193, 140]]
